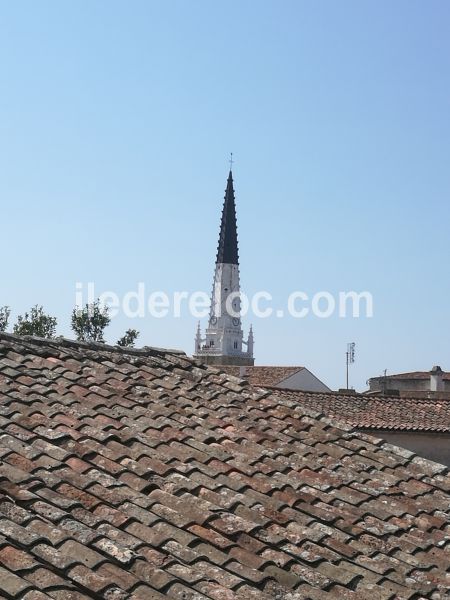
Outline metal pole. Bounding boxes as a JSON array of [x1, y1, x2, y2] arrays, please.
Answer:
[[346, 351, 349, 389]]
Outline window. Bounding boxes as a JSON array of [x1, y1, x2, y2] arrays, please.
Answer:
[[234, 341, 238, 349], [210, 340, 214, 347]]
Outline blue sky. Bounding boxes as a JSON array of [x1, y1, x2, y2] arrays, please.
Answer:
[[1, 1, 449, 390]]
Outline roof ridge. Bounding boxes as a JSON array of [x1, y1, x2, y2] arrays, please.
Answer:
[[248, 365, 305, 370], [271, 385, 450, 402], [378, 370, 450, 377], [0, 331, 186, 359]]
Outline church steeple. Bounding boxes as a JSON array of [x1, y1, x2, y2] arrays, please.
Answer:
[[193, 166, 254, 367], [216, 171, 239, 265]]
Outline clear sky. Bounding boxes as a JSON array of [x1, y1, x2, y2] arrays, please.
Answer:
[[1, 1, 449, 391]]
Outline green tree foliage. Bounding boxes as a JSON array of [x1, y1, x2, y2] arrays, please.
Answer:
[[71, 300, 110, 343], [13, 305, 57, 338], [0, 306, 10, 332], [117, 329, 140, 348]]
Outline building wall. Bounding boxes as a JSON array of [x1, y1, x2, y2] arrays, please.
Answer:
[[277, 369, 331, 393], [363, 430, 450, 467], [369, 377, 450, 392], [200, 354, 254, 367], [390, 379, 429, 392]]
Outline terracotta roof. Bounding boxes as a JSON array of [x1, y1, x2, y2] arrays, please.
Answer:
[[272, 389, 450, 433], [0, 333, 449, 599], [370, 371, 450, 381], [220, 366, 304, 387], [368, 390, 450, 401]]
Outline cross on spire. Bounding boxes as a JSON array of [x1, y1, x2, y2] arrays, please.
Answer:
[[229, 152, 234, 171]]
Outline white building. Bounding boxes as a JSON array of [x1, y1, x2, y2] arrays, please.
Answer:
[[367, 366, 450, 396], [194, 169, 254, 366]]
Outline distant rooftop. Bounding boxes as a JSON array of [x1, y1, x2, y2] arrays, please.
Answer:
[[276, 388, 450, 433], [219, 365, 304, 386], [370, 370, 450, 381]]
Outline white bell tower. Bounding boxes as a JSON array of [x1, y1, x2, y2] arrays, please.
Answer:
[[194, 167, 254, 366]]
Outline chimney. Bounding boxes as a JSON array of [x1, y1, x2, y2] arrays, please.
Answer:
[[430, 366, 444, 392]]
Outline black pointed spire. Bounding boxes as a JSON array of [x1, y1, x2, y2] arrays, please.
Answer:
[[216, 170, 239, 265]]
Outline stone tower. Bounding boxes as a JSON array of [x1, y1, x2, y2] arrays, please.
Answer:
[[194, 170, 254, 366]]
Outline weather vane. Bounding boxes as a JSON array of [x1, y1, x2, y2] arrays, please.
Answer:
[[229, 152, 234, 170]]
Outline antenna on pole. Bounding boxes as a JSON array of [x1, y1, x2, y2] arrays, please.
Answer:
[[382, 368, 388, 395], [346, 342, 356, 389]]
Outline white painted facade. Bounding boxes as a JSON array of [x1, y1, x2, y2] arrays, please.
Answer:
[[430, 367, 444, 391], [278, 368, 331, 392], [194, 262, 254, 365]]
